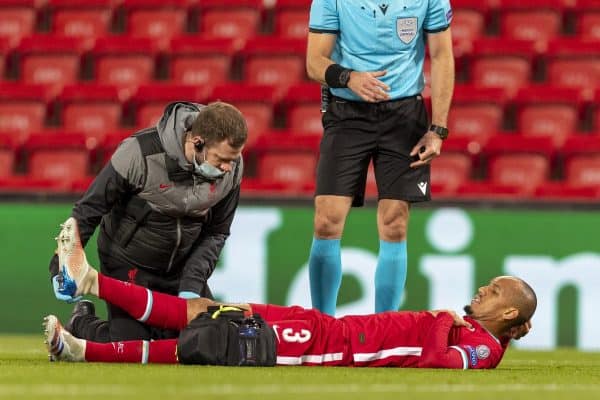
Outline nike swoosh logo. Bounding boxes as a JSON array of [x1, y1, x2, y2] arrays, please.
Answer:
[[159, 183, 172, 189]]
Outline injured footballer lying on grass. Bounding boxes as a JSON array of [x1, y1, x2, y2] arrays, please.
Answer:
[[44, 218, 536, 369]]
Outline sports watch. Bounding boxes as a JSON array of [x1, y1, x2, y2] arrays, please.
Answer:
[[429, 125, 449, 140]]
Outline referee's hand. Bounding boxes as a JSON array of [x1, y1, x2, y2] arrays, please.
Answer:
[[347, 70, 391, 102], [410, 131, 443, 168]]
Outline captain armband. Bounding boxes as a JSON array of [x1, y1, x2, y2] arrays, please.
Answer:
[[325, 64, 353, 88]]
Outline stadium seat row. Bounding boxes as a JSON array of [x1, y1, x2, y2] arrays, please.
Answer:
[[1, 83, 600, 148], [3, 0, 600, 47], [2, 131, 600, 198]]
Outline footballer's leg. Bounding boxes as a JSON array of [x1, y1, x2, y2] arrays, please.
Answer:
[[56, 217, 98, 298], [43, 314, 178, 364], [43, 315, 85, 362]]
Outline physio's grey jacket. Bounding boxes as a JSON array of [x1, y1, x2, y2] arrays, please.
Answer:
[[49, 102, 243, 296]]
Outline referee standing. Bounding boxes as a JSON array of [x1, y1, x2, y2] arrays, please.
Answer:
[[306, 0, 455, 315]]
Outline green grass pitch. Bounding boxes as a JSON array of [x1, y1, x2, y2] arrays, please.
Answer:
[[1, 335, 600, 400]]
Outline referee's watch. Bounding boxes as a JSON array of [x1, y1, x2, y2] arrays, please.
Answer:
[[429, 125, 449, 140]]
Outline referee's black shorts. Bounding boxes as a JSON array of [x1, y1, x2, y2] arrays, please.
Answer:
[[316, 95, 431, 207]]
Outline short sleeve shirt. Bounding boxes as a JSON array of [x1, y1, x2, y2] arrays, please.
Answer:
[[309, 0, 452, 100]]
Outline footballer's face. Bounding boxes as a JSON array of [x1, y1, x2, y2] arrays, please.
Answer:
[[464, 277, 518, 321]]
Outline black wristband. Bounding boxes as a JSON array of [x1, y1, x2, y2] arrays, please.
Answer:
[[325, 64, 353, 88]]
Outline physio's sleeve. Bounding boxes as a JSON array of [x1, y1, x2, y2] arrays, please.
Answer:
[[418, 313, 466, 369], [424, 0, 452, 33], [309, 0, 339, 33]]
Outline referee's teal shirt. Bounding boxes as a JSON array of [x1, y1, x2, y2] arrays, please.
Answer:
[[309, 0, 452, 101]]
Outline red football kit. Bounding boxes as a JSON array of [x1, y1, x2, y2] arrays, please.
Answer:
[[251, 303, 509, 369], [82, 274, 509, 369]]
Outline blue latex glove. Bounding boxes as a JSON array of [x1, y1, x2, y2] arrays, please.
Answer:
[[52, 275, 82, 303], [178, 291, 201, 299]]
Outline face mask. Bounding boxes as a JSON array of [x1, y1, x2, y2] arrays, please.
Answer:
[[192, 148, 227, 180]]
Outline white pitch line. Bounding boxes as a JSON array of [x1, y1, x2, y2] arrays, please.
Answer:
[[1, 383, 600, 397]]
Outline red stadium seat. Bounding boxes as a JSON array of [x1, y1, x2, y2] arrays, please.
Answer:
[[258, 152, 317, 187], [562, 133, 600, 160], [514, 86, 584, 146], [198, 0, 264, 44], [91, 37, 160, 99], [499, 0, 564, 45], [274, 0, 311, 38], [450, 0, 490, 43], [16, 35, 87, 96], [545, 39, 600, 92], [566, 154, 600, 187], [0, 1, 36, 46], [209, 84, 277, 147], [484, 134, 556, 161], [534, 182, 600, 201], [573, 0, 600, 39], [23, 132, 91, 185], [577, 12, 600, 39], [254, 132, 320, 192], [489, 154, 550, 194], [57, 83, 123, 142], [130, 83, 208, 128], [0, 37, 11, 80], [240, 38, 307, 95], [282, 83, 322, 133], [470, 39, 538, 95], [0, 133, 17, 177], [449, 86, 507, 140], [49, 0, 114, 42], [123, 0, 189, 49], [0, 83, 52, 141], [430, 152, 472, 195], [455, 181, 525, 199], [168, 37, 237, 86]]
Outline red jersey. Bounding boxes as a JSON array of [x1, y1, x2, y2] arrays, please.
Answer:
[[250, 303, 509, 369]]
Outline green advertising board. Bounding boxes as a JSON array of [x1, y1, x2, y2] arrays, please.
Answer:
[[1, 203, 599, 352]]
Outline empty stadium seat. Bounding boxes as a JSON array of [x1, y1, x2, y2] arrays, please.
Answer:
[[489, 153, 550, 194], [209, 84, 277, 147], [16, 35, 87, 96], [49, 0, 114, 42], [130, 83, 207, 128], [282, 83, 322, 133], [197, 0, 264, 44], [57, 83, 123, 142], [514, 86, 584, 146], [565, 154, 600, 187], [449, 86, 507, 139], [0, 1, 37, 46], [274, 0, 311, 38], [0, 83, 52, 141], [240, 38, 307, 95], [577, 12, 600, 39], [123, 0, 189, 49], [484, 134, 556, 161], [23, 132, 91, 185], [450, 0, 489, 43], [534, 182, 600, 201], [562, 134, 600, 160], [545, 39, 600, 92], [253, 132, 320, 192], [168, 37, 237, 86], [430, 152, 472, 195], [91, 37, 160, 99], [0, 133, 17, 177], [470, 39, 538, 95], [0, 37, 10, 80], [499, 0, 564, 44]]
